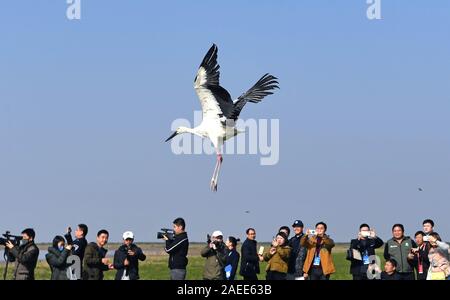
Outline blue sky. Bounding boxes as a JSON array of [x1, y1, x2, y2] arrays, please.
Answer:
[[1, 1, 449, 243]]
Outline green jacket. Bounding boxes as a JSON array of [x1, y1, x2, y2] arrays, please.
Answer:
[[201, 244, 227, 280], [82, 242, 109, 280], [263, 245, 292, 274], [384, 237, 416, 273]]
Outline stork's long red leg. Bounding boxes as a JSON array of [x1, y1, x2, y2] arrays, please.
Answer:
[[210, 158, 219, 191], [210, 153, 223, 192]]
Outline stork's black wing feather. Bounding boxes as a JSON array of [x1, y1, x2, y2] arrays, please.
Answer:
[[195, 44, 234, 118], [227, 74, 279, 120], [197, 44, 220, 86]]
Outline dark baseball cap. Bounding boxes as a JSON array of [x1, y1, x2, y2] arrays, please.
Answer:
[[292, 220, 304, 227]]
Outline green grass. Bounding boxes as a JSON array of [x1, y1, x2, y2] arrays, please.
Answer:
[[0, 243, 385, 280]]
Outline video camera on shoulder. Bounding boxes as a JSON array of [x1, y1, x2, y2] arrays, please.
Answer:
[[157, 228, 174, 240], [0, 231, 22, 247]]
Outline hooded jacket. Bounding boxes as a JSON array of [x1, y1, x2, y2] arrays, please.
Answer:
[[46, 246, 71, 280]]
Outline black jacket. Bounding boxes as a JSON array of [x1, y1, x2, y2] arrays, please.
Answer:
[[410, 243, 430, 280], [64, 233, 87, 274], [239, 239, 260, 277], [46, 247, 71, 280], [381, 271, 401, 280], [225, 248, 240, 280], [82, 242, 109, 280], [113, 244, 146, 280], [73, 237, 88, 262], [288, 233, 307, 275], [165, 232, 189, 269], [348, 237, 384, 275], [9, 241, 39, 280]]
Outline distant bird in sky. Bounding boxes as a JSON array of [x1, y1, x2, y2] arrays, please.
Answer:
[[418, 188, 423, 191], [165, 44, 279, 191], [244, 210, 250, 214]]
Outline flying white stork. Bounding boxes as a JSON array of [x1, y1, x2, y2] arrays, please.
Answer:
[[165, 44, 279, 191]]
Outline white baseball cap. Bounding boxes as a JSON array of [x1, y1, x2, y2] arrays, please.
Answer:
[[123, 231, 134, 240], [211, 230, 223, 238]]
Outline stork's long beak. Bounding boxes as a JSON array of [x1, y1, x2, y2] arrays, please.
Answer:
[[165, 131, 178, 142]]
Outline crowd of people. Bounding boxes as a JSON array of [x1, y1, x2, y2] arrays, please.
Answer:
[[2, 218, 449, 280]]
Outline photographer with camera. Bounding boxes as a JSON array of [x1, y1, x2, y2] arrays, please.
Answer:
[[4, 228, 39, 280], [113, 231, 146, 280], [163, 217, 189, 280], [347, 223, 383, 280], [201, 230, 227, 280], [64, 224, 88, 265], [45, 235, 73, 280], [82, 229, 113, 280], [301, 222, 335, 280]]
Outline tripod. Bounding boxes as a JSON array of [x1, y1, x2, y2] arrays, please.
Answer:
[[3, 250, 12, 280]]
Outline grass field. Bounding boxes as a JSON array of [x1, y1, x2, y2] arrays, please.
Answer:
[[0, 243, 385, 280]]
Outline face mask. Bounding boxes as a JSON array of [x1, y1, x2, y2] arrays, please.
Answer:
[[20, 239, 29, 246], [58, 245, 64, 252]]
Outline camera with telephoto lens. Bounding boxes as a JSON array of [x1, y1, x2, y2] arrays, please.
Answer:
[[0, 231, 23, 247], [157, 228, 174, 240]]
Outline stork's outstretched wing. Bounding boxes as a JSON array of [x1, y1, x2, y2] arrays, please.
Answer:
[[194, 44, 234, 120], [228, 73, 279, 120]]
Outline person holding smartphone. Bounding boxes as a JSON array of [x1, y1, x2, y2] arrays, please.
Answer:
[[113, 231, 146, 280], [259, 231, 291, 280], [82, 229, 113, 280], [347, 223, 384, 280], [64, 224, 88, 268], [301, 222, 335, 280], [46, 235, 73, 280]]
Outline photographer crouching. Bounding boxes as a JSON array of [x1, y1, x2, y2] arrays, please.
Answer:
[[4, 228, 39, 280], [162, 218, 189, 280], [201, 231, 227, 280]]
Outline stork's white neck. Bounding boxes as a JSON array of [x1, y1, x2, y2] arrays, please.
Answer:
[[179, 126, 206, 138]]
